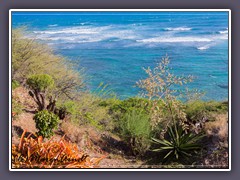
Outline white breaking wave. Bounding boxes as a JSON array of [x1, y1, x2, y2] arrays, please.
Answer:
[[219, 30, 228, 34], [137, 36, 212, 43], [33, 27, 101, 35], [197, 44, 211, 50], [30, 25, 228, 48], [164, 27, 192, 31], [217, 34, 228, 40], [137, 32, 228, 45], [35, 35, 106, 43], [32, 25, 137, 43]]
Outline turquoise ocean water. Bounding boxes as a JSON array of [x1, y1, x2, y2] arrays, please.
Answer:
[[12, 11, 229, 101]]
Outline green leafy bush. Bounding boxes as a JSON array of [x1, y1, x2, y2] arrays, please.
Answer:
[[120, 98, 149, 110], [12, 80, 20, 90], [57, 97, 109, 130], [27, 74, 54, 92], [33, 110, 60, 138], [111, 97, 149, 113], [56, 100, 80, 123], [119, 109, 151, 156], [186, 101, 228, 122], [98, 97, 122, 109], [152, 123, 204, 164], [99, 97, 151, 133]]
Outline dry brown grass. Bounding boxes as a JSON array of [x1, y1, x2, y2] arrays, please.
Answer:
[[60, 120, 105, 154], [12, 86, 38, 144], [198, 113, 229, 168], [12, 126, 21, 145], [205, 113, 228, 141], [12, 87, 36, 110], [61, 120, 84, 143], [12, 113, 37, 134]]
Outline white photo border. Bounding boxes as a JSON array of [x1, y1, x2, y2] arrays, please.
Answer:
[[9, 9, 231, 171]]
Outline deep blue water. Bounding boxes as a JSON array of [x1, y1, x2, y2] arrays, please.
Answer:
[[12, 11, 229, 101]]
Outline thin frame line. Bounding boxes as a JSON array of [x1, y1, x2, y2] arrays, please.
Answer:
[[9, 9, 231, 172]]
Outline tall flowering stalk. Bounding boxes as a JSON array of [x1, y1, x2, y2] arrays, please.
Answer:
[[137, 56, 194, 136]]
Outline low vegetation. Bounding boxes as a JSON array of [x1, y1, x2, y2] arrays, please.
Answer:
[[152, 124, 204, 164], [12, 97, 23, 119], [12, 130, 104, 168], [33, 110, 60, 138], [119, 109, 151, 156], [11, 28, 229, 169]]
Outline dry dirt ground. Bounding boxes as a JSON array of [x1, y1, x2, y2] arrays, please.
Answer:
[[11, 87, 145, 168]]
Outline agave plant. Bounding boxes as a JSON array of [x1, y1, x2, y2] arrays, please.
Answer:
[[12, 130, 105, 168], [152, 123, 204, 162]]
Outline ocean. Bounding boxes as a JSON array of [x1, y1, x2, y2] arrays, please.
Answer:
[[12, 11, 229, 101]]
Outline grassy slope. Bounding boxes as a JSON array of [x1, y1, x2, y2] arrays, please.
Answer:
[[12, 86, 148, 168]]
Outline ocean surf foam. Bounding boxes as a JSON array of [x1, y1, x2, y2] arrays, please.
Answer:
[[164, 27, 192, 31]]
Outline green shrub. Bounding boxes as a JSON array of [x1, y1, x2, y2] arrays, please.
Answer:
[[75, 93, 113, 130], [27, 74, 54, 92], [112, 97, 149, 113], [33, 110, 60, 138], [121, 97, 149, 109], [119, 109, 151, 156], [56, 100, 80, 123], [12, 80, 20, 90], [12, 98, 23, 119], [186, 101, 228, 122], [100, 97, 151, 133], [57, 97, 109, 130], [98, 97, 122, 109], [152, 123, 204, 164], [84, 112, 103, 130]]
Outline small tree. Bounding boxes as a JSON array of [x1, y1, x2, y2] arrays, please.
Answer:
[[27, 74, 54, 110], [137, 56, 194, 136], [12, 29, 85, 102]]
